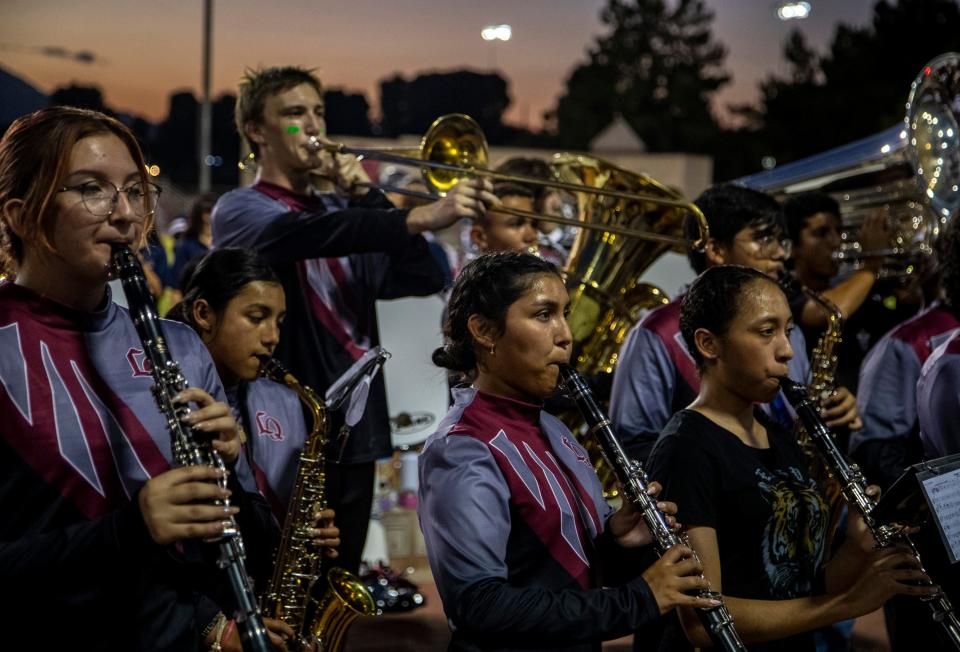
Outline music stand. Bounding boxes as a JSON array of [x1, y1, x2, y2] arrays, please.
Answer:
[[873, 453, 960, 564]]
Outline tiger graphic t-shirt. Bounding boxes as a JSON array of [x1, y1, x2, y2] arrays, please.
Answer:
[[648, 409, 829, 652]]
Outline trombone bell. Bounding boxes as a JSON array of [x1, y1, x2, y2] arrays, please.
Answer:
[[420, 114, 488, 195]]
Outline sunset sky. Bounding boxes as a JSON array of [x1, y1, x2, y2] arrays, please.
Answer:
[[1, 0, 875, 129]]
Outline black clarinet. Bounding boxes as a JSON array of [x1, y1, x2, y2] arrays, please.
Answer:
[[780, 377, 960, 650], [112, 245, 272, 652], [558, 365, 747, 652]]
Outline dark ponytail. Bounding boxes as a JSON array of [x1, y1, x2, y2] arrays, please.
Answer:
[[433, 251, 560, 373]]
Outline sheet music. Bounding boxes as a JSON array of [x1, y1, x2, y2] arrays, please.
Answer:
[[921, 467, 960, 564]]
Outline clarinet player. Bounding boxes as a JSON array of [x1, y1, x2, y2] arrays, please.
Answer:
[[0, 107, 282, 650], [646, 265, 936, 652], [418, 251, 719, 651]]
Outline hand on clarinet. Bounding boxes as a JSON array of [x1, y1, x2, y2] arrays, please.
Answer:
[[138, 466, 239, 545], [406, 178, 498, 234], [312, 507, 341, 558], [608, 481, 679, 548], [642, 545, 722, 615], [177, 387, 242, 465], [835, 545, 938, 619]]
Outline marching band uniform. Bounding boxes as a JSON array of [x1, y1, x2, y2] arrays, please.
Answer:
[[917, 328, 960, 458], [853, 301, 960, 488], [213, 181, 447, 573], [228, 378, 309, 521], [419, 387, 660, 652], [0, 280, 273, 650]]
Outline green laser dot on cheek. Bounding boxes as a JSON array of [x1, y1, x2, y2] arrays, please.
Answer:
[[287, 126, 300, 134]]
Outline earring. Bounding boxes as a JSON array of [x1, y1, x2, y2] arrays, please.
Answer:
[[489, 345, 496, 356]]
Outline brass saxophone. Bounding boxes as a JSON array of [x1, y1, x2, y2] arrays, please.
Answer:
[[258, 356, 376, 651], [778, 273, 846, 524]]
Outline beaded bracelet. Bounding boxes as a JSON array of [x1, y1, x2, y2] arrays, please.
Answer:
[[200, 612, 222, 641], [209, 615, 228, 652]]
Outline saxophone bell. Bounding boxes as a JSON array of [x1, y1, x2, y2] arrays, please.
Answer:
[[258, 355, 377, 651]]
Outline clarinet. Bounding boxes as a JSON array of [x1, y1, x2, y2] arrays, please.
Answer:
[[779, 377, 960, 650], [558, 365, 747, 652], [112, 245, 272, 652]]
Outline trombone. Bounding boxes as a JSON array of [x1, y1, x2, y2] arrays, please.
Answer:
[[309, 114, 709, 249]]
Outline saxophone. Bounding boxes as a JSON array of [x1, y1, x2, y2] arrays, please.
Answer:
[[559, 365, 748, 652], [778, 273, 846, 518], [258, 356, 376, 652], [111, 245, 272, 652], [780, 378, 960, 650]]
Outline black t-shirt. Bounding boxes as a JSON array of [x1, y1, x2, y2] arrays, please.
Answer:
[[647, 409, 830, 652]]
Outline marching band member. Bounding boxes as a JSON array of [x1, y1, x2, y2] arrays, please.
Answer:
[[782, 192, 908, 394], [0, 107, 279, 650], [468, 182, 539, 255], [168, 247, 340, 549], [419, 251, 717, 651], [211, 65, 497, 576], [610, 185, 833, 464], [854, 218, 960, 489], [646, 264, 935, 652]]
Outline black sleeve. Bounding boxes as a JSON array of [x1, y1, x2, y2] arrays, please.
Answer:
[[452, 574, 661, 647], [252, 202, 415, 265], [647, 432, 719, 529], [594, 521, 658, 585], [373, 235, 448, 300], [0, 496, 154, 584]]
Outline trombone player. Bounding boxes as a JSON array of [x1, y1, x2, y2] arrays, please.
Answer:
[[211, 65, 497, 578]]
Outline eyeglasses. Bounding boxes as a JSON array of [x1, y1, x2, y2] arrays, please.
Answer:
[[59, 180, 162, 218], [737, 231, 792, 258]]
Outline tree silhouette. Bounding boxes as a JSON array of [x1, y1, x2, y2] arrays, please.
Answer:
[[379, 70, 512, 142], [739, 0, 960, 168], [551, 0, 729, 152], [49, 84, 109, 114], [325, 89, 372, 136]]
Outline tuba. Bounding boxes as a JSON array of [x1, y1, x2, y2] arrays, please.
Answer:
[[555, 154, 691, 374], [259, 356, 376, 651], [550, 155, 697, 494], [739, 52, 960, 280]]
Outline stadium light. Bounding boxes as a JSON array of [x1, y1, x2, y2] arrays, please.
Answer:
[[777, 2, 811, 20], [481, 24, 512, 42]]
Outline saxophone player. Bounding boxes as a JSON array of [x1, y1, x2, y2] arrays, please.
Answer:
[[0, 107, 276, 650], [782, 191, 903, 394], [169, 247, 345, 649]]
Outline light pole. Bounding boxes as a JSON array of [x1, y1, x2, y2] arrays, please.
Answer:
[[481, 24, 512, 69], [199, 0, 213, 193]]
